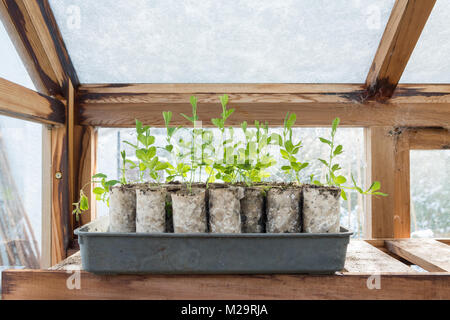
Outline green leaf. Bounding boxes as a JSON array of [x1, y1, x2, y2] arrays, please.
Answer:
[[331, 164, 340, 172], [225, 108, 234, 119], [180, 113, 193, 123], [281, 165, 291, 171], [332, 117, 340, 135], [163, 111, 172, 127], [165, 145, 173, 152], [105, 180, 120, 187], [334, 175, 347, 185], [280, 149, 290, 158], [123, 141, 138, 149], [319, 137, 332, 145], [341, 189, 347, 201], [135, 119, 143, 134], [369, 181, 381, 192], [219, 94, 228, 108], [241, 121, 247, 132], [318, 159, 328, 167], [373, 192, 388, 196], [285, 140, 294, 153], [93, 187, 105, 195], [286, 113, 296, 129], [333, 145, 343, 156], [92, 173, 107, 179], [80, 195, 89, 211], [148, 146, 157, 159], [155, 162, 169, 171], [270, 133, 282, 146], [138, 135, 155, 147], [190, 95, 198, 108], [299, 162, 309, 170], [211, 118, 223, 128]]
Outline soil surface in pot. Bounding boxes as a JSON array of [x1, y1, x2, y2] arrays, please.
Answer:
[[302, 184, 341, 233]]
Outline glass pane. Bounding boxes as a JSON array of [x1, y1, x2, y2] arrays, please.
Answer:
[[49, 0, 394, 83], [0, 20, 36, 90], [410, 150, 450, 238], [97, 127, 366, 237], [0, 116, 42, 297], [0, 116, 42, 270], [400, 0, 450, 83]]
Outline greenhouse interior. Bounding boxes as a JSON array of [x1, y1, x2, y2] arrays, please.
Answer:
[[0, 0, 448, 303]]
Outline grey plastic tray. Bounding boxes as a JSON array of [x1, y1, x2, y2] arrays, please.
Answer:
[[75, 216, 352, 274]]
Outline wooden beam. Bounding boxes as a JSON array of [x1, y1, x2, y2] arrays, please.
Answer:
[[2, 270, 449, 300], [0, 0, 78, 96], [77, 84, 450, 127], [73, 126, 98, 227], [50, 126, 69, 265], [366, 0, 436, 99], [365, 127, 410, 238], [345, 241, 412, 273], [386, 239, 450, 272], [408, 128, 450, 149], [0, 77, 65, 125]]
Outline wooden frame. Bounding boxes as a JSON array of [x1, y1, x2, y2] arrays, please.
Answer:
[[366, 0, 436, 99], [2, 239, 449, 300], [0, 0, 448, 271], [77, 83, 450, 128]]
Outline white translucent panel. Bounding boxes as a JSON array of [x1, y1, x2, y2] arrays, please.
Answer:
[[410, 150, 450, 238], [401, 1, 450, 83], [0, 116, 42, 269], [97, 127, 366, 237], [0, 20, 36, 90], [49, 0, 394, 83]]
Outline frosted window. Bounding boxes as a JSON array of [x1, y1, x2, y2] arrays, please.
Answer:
[[0, 20, 36, 90], [410, 150, 450, 238], [49, 0, 394, 83], [0, 116, 42, 271], [401, 1, 450, 83], [97, 127, 366, 237]]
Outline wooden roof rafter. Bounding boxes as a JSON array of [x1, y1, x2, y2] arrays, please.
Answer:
[[0, 0, 79, 97], [365, 0, 436, 100]]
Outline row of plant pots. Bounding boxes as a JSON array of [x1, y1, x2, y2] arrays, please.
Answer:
[[108, 183, 341, 234]]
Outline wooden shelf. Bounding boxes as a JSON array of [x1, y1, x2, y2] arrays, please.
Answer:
[[2, 239, 449, 300]]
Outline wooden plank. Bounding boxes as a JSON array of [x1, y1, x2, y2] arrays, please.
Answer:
[[41, 125, 52, 269], [0, 0, 78, 96], [386, 239, 450, 272], [2, 270, 449, 300], [408, 128, 450, 149], [0, 77, 65, 125], [366, 0, 436, 99], [50, 126, 69, 265], [437, 239, 450, 246], [365, 127, 410, 238], [73, 126, 98, 227], [345, 241, 411, 273], [77, 84, 450, 127]]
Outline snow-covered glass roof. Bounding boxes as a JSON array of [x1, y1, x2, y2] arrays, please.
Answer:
[[400, 0, 450, 83], [0, 20, 36, 90], [49, 0, 395, 83]]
